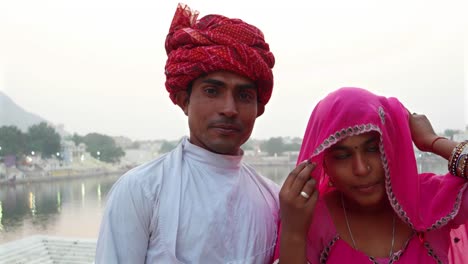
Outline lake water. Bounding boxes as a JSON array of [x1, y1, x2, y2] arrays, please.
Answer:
[[0, 165, 294, 244]]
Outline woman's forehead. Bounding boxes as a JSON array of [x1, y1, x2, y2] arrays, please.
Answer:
[[329, 131, 380, 150]]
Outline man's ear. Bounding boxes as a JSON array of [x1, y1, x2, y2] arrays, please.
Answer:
[[256, 103, 265, 117], [175, 91, 189, 116]]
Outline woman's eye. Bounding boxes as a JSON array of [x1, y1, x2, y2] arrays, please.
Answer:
[[367, 145, 379, 152], [334, 153, 350, 160]]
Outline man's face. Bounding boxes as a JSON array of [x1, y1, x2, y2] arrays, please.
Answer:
[[178, 71, 264, 155]]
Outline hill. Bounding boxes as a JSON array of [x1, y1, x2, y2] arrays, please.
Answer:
[[0, 91, 47, 131]]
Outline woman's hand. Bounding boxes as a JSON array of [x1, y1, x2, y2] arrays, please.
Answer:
[[409, 112, 459, 160], [278, 160, 318, 264], [279, 160, 318, 237], [409, 113, 438, 152]]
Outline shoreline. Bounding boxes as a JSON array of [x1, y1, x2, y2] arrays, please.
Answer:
[[0, 168, 127, 186]]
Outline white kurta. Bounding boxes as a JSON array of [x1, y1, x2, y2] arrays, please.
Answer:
[[95, 137, 280, 264]]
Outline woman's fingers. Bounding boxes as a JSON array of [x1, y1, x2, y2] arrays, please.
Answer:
[[282, 160, 308, 189], [279, 166, 319, 236], [300, 178, 316, 200], [409, 113, 438, 151], [300, 178, 319, 209], [305, 182, 319, 208], [290, 162, 316, 194], [280, 161, 318, 211]]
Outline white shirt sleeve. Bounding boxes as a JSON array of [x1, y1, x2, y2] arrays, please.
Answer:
[[95, 172, 156, 264]]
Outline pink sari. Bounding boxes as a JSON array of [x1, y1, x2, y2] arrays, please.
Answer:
[[274, 87, 468, 263]]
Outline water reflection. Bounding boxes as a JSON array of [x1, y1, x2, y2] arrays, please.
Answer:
[[57, 191, 62, 212], [0, 175, 119, 244], [97, 184, 102, 202], [255, 165, 293, 185], [81, 183, 86, 207], [0, 201, 3, 231]]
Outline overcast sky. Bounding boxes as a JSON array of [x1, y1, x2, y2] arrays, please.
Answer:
[[1, 0, 466, 141]]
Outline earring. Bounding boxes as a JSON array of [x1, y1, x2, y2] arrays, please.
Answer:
[[367, 165, 371, 171], [328, 180, 334, 187]]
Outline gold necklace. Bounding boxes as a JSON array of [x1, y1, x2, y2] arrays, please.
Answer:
[[340, 194, 395, 259]]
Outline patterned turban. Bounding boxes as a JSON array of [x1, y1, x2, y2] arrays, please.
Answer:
[[164, 4, 275, 105]]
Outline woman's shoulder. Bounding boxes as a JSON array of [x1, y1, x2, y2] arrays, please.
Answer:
[[304, 192, 340, 263], [307, 192, 339, 244]]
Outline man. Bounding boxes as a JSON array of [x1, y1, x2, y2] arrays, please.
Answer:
[[95, 4, 279, 263]]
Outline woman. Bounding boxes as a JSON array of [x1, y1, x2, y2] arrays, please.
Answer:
[[274, 87, 468, 263]]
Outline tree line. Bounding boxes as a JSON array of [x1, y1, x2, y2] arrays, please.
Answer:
[[158, 128, 466, 156], [0, 123, 60, 158], [157, 136, 303, 156], [2, 122, 463, 162], [71, 133, 124, 163], [0, 122, 124, 163]]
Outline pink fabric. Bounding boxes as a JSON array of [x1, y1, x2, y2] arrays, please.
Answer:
[[164, 4, 275, 105], [302, 197, 466, 263], [273, 87, 468, 263]]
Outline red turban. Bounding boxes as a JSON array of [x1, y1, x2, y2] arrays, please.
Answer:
[[164, 4, 275, 105]]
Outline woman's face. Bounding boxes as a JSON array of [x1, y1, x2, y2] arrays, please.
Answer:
[[323, 131, 387, 209]]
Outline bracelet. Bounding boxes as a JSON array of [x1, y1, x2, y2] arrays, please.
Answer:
[[462, 154, 468, 179], [456, 153, 468, 179], [449, 141, 468, 177], [430, 136, 447, 152]]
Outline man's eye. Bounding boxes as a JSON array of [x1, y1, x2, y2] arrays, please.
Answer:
[[240, 92, 253, 100], [239, 90, 256, 102], [204, 87, 217, 95]]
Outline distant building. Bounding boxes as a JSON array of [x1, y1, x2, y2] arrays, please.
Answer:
[[282, 136, 302, 145], [140, 140, 164, 153], [0, 163, 6, 179], [113, 136, 134, 149], [453, 131, 468, 142], [61, 140, 86, 164], [116, 140, 165, 166], [120, 149, 160, 167], [53, 123, 71, 139]]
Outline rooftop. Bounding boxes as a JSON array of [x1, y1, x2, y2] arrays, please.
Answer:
[[0, 235, 96, 264]]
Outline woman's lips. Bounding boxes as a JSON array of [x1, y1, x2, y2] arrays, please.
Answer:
[[354, 182, 381, 194]]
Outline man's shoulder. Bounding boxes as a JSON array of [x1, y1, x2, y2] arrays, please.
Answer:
[[124, 151, 174, 178], [114, 139, 188, 196], [114, 152, 174, 192], [241, 162, 280, 192]]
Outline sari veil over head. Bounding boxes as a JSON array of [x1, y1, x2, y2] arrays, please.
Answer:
[[297, 87, 467, 232]]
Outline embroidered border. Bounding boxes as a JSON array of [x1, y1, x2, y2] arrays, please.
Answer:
[[423, 241, 443, 264], [312, 124, 380, 156], [310, 106, 468, 257], [378, 106, 386, 125], [425, 182, 468, 232], [319, 235, 339, 263], [311, 122, 416, 230], [381, 138, 415, 230], [368, 233, 413, 264]]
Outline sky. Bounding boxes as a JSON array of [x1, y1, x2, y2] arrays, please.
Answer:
[[1, 0, 467, 141]]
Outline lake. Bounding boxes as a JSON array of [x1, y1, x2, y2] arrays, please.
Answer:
[[0, 165, 294, 244]]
